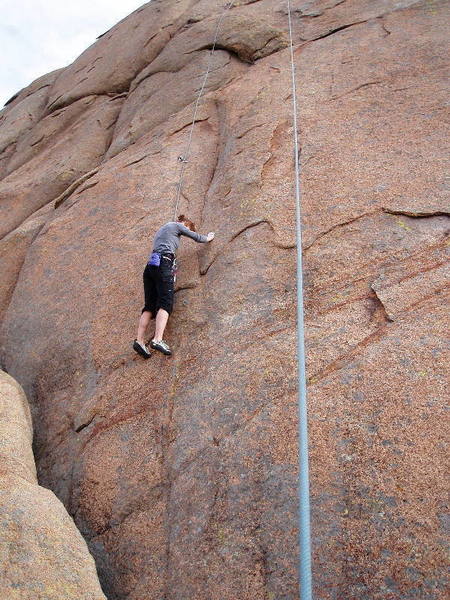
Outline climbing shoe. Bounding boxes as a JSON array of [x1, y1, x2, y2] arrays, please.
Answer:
[[133, 340, 151, 359], [150, 339, 172, 356]]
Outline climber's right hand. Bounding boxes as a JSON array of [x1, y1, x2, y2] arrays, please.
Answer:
[[206, 232, 215, 242]]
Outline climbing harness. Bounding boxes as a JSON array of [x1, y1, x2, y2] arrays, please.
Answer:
[[287, 1, 313, 598], [172, 1, 235, 221]]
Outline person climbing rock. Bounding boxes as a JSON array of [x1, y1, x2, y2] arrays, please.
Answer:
[[133, 215, 215, 358]]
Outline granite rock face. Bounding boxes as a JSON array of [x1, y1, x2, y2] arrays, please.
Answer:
[[0, 370, 106, 599], [1, 1, 449, 599]]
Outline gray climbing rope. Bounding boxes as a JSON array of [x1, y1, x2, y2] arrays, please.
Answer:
[[287, 0, 313, 598], [173, 1, 234, 221]]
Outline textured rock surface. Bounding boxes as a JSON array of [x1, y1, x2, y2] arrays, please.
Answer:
[[0, 370, 106, 599], [1, 1, 449, 599]]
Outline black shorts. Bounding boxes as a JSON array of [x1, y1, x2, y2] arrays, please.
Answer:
[[142, 255, 175, 318]]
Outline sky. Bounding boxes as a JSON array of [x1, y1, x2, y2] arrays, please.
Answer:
[[1, 0, 148, 106]]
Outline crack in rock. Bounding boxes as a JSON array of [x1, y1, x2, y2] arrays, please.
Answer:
[[54, 168, 100, 209], [328, 80, 384, 101], [304, 210, 381, 252], [383, 206, 450, 218]]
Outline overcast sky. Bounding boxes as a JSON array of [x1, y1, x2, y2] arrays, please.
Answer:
[[1, 0, 147, 106]]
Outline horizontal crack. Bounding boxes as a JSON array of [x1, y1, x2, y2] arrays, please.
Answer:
[[236, 122, 266, 139], [184, 43, 254, 64], [47, 90, 128, 114], [383, 207, 450, 218], [122, 153, 154, 169], [304, 209, 381, 252], [229, 219, 272, 243], [309, 19, 369, 42], [75, 414, 97, 433], [328, 80, 383, 101], [169, 116, 209, 138], [30, 135, 45, 147]]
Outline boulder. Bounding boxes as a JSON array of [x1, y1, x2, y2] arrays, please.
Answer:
[[0, 370, 106, 599]]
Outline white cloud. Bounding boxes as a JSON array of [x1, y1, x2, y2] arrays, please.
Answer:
[[0, 0, 148, 105]]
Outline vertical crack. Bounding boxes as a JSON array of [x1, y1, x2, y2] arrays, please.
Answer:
[[201, 97, 226, 224]]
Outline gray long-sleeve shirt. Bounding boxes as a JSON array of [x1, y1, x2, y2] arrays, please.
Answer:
[[151, 221, 208, 256]]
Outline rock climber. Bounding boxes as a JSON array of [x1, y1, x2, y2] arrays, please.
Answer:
[[133, 215, 215, 358]]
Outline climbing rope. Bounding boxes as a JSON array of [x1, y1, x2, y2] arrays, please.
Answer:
[[173, 1, 234, 221], [286, 1, 313, 598]]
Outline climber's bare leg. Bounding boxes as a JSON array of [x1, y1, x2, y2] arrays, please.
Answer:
[[137, 310, 151, 345], [154, 308, 169, 342]]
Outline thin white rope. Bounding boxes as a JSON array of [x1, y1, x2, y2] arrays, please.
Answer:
[[287, 1, 313, 598], [173, 1, 234, 221]]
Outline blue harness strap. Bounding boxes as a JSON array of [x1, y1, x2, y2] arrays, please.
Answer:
[[148, 252, 161, 266]]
